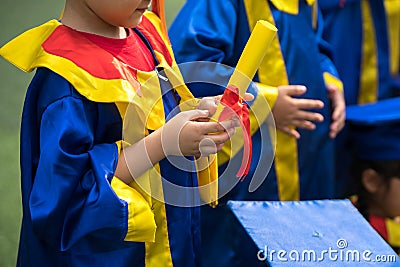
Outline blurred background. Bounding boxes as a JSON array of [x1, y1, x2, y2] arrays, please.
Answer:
[[0, 1, 185, 265]]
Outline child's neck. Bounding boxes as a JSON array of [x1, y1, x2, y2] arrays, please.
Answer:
[[61, 5, 128, 39]]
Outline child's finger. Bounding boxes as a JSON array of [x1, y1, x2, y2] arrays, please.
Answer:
[[206, 128, 235, 144], [183, 109, 210, 121], [291, 119, 316, 131], [294, 110, 324, 122], [219, 117, 240, 129], [243, 92, 254, 101], [280, 85, 307, 96], [295, 99, 324, 110]]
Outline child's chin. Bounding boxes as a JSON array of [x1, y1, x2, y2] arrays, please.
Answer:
[[133, 18, 143, 27]]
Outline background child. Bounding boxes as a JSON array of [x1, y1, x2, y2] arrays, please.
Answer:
[[320, 0, 395, 199], [0, 0, 238, 266], [347, 97, 400, 255]]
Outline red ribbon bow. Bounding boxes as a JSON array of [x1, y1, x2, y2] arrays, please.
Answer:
[[218, 85, 252, 179]]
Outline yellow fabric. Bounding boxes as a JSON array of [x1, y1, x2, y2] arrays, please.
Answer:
[[305, 0, 316, 5], [269, 0, 299, 14], [111, 177, 157, 242], [386, 218, 400, 247], [323, 72, 344, 92], [274, 133, 299, 200], [255, 83, 279, 106], [136, 70, 166, 131], [359, 0, 379, 104], [196, 156, 219, 207], [268, 0, 316, 25], [144, 164, 174, 267], [311, 0, 318, 30], [384, 0, 400, 76], [0, 20, 58, 72], [145, 199, 173, 267], [115, 140, 158, 243], [243, 0, 300, 201]]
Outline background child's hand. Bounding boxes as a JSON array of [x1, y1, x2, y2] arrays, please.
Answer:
[[327, 84, 345, 138], [162, 109, 238, 158], [273, 85, 324, 139]]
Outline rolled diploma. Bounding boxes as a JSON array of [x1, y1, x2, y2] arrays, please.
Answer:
[[228, 20, 277, 97], [211, 20, 277, 121]]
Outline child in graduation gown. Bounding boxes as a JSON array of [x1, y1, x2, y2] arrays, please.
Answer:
[[0, 0, 240, 266], [346, 97, 400, 255], [169, 0, 345, 266], [320, 0, 394, 198]]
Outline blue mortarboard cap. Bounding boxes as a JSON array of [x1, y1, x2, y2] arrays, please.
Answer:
[[228, 200, 399, 266], [346, 96, 400, 160]]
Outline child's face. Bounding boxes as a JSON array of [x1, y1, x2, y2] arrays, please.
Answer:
[[381, 177, 400, 218], [85, 0, 151, 28], [362, 168, 400, 219]]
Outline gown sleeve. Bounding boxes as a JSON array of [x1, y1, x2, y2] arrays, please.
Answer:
[[315, 7, 344, 91], [169, 0, 238, 64], [169, 0, 278, 118], [30, 95, 156, 252]]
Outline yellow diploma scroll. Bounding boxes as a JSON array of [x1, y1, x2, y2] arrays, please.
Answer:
[[228, 20, 277, 97], [211, 20, 277, 122]]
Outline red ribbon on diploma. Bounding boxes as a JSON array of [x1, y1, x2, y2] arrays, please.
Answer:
[[214, 20, 276, 179], [218, 85, 251, 179]]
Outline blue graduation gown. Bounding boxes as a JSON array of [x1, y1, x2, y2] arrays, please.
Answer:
[[1, 14, 202, 267]]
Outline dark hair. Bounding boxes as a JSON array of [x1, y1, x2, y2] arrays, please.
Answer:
[[352, 158, 400, 218]]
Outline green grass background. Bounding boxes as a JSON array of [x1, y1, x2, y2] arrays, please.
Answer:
[[0, 1, 185, 265]]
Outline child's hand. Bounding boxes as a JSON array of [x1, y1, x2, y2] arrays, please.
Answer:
[[196, 93, 254, 120], [162, 109, 239, 158], [197, 96, 219, 120], [327, 84, 345, 138], [273, 85, 324, 139]]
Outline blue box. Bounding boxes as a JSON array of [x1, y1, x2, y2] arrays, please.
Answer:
[[227, 200, 400, 266]]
